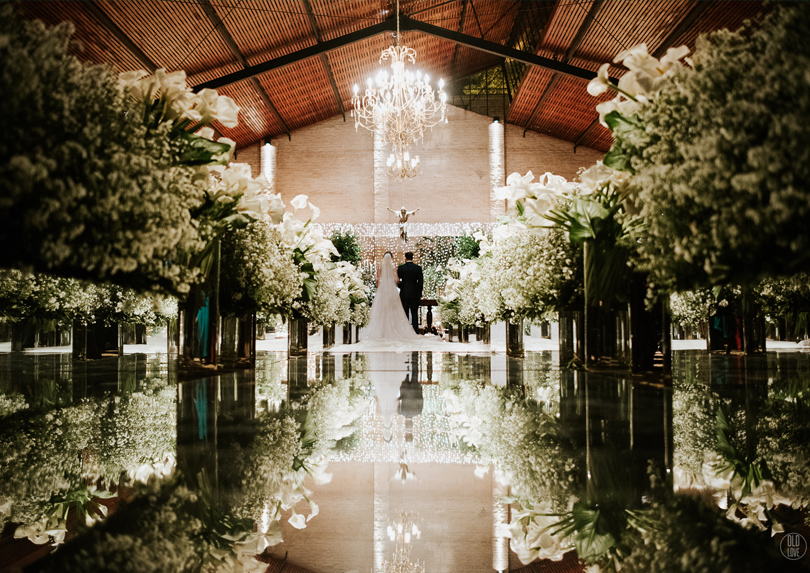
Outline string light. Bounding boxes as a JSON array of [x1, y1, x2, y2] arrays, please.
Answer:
[[332, 385, 477, 464]]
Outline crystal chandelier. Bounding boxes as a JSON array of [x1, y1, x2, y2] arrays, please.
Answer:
[[351, 0, 448, 154], [375, 510, 425, 573], [387, 145, 420, 180]]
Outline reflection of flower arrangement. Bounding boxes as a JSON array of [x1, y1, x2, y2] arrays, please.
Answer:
[[227, 375, 371, 536], [0, 376, 176, 542], [442, 381, 579, 508], [672, 362, 721, 486], [0, 402, 98, 532], [0, 392, 29, 419], [620, 494, 785, 573], [27, 475, 268, 573], [501, 499, 573, 565], [305, 376, 373, 449], [90, 381, 177, 485]]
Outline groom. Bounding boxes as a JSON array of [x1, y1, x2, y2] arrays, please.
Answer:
[[397, 252, 423, 333]]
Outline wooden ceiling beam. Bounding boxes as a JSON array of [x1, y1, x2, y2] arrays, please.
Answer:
[[652, 1, 710, 59], [449, 0, 469, 81], [302, 0, 346, 121], [82, 1, 158, 72], [194, 19, 393, 91], [197, 0, 291, 139], [399, 15, 618, 83], [195, 13, 614, 106], [522, 0, 605, 136]]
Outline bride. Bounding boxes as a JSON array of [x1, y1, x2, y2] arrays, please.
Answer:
[[360, 251, 420, 341]]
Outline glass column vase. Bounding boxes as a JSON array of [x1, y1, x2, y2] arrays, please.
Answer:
[[506, 319, 524, 358], [583, 239, 630, 369], [288, 310, 308, 356]]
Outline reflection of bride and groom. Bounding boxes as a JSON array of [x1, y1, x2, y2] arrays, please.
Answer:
[[371, 351, 423, 444]]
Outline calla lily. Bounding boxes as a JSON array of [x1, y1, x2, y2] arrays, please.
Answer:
[[288, 511, 307, 529], [290, 194, 309, 211], [306, 500, 320, 521], [194, 88, 240, 128], [473, 464, 490, 478], [587, 63, 612, 96], [196, 126, 216, 140]]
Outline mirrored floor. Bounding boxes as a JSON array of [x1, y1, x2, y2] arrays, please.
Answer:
[[0, 350, 808, 572]]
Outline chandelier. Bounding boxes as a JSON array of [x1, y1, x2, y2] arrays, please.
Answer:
[[351, 0, 448, 160], [387, 145, 420, 180], [375, 510, 425, 573]]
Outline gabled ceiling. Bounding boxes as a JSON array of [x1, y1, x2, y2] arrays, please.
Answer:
[[17, 0, 769, 152]]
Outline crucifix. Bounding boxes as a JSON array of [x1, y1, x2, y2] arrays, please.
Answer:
[[388, 206, 419, 242]]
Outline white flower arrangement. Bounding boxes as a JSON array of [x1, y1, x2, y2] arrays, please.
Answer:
[[304, 265, 353, 327], [277, 195, 342, 318], [438, 258, 482, 326], [335, 261, 371, 327], [219, 220, 302, 318], [592, 6, 810, 289]]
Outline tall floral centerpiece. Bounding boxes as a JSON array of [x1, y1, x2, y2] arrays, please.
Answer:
[[438, 257, 482, 341], [219, 214, 300, 364], [496, 165, 647, 367], [587, 6, 810, 353], [277, 195, 339, 355], [117, 69, 279, 365]]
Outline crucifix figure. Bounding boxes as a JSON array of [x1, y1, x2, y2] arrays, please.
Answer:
[[388, 206, 419, 242]]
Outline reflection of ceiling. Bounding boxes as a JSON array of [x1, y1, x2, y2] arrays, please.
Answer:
[[18, 1, 769, 151], [268, 462, 498, 573]]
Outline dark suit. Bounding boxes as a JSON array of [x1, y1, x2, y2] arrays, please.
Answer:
[[397, 261, 423, 332]]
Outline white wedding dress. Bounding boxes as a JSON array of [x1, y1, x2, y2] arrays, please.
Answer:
[[360, 253, 420, 342], [329, 253, 471, 353]]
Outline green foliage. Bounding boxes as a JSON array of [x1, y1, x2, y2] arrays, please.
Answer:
[[329, 227, 362, 264], [455, 233, 481, 260]]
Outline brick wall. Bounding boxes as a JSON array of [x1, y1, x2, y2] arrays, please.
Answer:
[[239, 105, 604, 223]]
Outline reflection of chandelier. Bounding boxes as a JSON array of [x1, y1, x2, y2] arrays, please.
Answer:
[[375, 510, 425, 573], [351, 0, 447, 154], [387, 146, 420, 180]]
